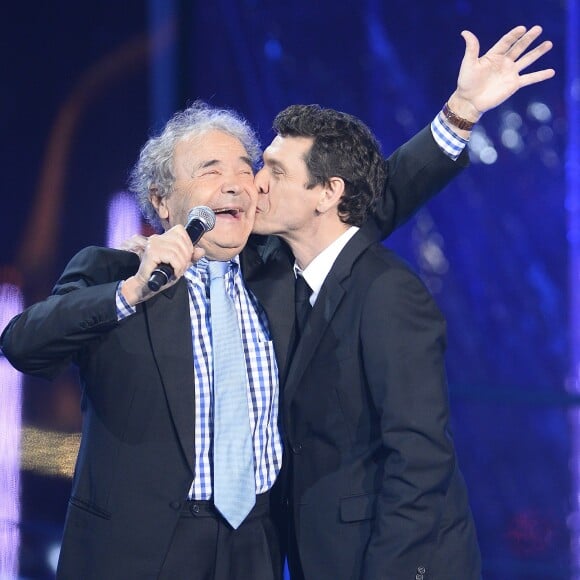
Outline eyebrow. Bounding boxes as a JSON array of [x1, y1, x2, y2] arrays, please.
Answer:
[[197, 156, 254, 170]]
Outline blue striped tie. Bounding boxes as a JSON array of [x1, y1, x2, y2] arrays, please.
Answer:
[[208, 260, 255, 529]]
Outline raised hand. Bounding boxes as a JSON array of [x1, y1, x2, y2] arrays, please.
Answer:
[[448, 25, 555, 124]]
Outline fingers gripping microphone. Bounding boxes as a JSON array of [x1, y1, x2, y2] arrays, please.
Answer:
[[147, 206, 216, 292]]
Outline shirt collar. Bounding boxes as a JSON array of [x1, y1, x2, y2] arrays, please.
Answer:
[[188, 255, 241, 282], [294, 226, 359, 305]]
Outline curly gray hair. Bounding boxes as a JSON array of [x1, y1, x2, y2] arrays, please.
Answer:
[[128, 101, 262, 231]]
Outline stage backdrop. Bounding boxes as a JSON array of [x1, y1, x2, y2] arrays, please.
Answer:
[[0, 1, 571, 578]]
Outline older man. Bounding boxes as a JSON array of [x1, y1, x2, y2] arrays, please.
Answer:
[[1, 25, 553, 580], [2, 105, 287, 579]]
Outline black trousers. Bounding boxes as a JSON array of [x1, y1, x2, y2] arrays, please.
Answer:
[[159, 492, 283, 580]]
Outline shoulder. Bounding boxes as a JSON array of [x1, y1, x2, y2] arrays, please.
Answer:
[[356, 243, 442, 315], [357, 243, 423, 285], [55, 246, 140, 292]]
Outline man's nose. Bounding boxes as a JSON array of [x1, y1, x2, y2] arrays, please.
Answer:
[[221, 178, 242, 194], [254, 168, 268, 193]]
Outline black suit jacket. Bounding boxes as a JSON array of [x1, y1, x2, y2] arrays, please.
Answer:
[[282, 223, 481, 579], [0, 126, 467, 578], [4, 249, 203, 577]]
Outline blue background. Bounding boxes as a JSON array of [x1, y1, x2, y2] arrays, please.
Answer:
[[0, 1, 572, 578]]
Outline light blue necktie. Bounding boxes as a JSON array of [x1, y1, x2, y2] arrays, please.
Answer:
[[208, 260, 255, 529]]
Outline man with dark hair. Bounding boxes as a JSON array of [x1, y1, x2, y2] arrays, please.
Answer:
[[255, 101, 480, 580], [251, 26, 554, 580]]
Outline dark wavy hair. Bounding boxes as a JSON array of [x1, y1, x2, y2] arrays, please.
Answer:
[[272, 104, 387, 227]]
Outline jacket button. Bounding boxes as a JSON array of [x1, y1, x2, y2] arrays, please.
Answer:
[[190, 503, 201, 514], [292, 443, 303, 454], [416, 575, 423, 580], [418, 567, 426, 574]]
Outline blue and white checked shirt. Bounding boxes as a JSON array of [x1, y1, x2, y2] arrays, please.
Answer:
[[431, 110, 469, 160], [117, 257, 282, 500]]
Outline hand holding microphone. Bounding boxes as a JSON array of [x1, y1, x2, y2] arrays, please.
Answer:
[[147, 206, 216, 291]]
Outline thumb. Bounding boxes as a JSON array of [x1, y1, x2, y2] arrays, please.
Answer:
[[461, 30, 480, 64]]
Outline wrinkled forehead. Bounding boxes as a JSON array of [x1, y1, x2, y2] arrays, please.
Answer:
[[174, 129, 253, 169]]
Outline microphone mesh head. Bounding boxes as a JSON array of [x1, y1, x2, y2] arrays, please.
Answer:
[[187, 206, 216, 232]]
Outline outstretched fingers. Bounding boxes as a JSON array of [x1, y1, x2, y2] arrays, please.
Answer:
[[519, 67, 556, 88], [506, 25, 545, 61], [486, 25, 527, 56], [514, 40, 554, 72]]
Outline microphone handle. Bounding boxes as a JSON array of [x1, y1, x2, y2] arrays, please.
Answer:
[[147, 219, 208, 292], [148, 264, 174, 292]]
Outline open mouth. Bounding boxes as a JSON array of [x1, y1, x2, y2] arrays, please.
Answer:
[[214, 207, 241, 218]]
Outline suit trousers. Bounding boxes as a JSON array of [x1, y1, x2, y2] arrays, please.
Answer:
[[158, 491, 282, 580]]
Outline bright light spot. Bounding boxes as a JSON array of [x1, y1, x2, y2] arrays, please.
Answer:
[[503, 111, 522, 129], [420, 239, 448, 274], [479, 146, 498, 164], [47, 542, 61, 574], [468, 129, 490, 154], [501, 128, 523, 150], [107, 192, 142, 249], [527, 101, 552, 122], [0, 284, 23, 580]]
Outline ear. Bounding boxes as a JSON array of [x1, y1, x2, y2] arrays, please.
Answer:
[[150, 189, 169, 221], [316, 177, 345, 215]]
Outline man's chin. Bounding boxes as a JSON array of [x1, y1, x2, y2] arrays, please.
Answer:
[[204, 247, 244, 261]]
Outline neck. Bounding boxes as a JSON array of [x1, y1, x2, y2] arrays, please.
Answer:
[[282, 219, 350, 270]]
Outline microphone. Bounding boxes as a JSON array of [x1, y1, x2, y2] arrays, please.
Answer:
[[147, 205, 216, 292]]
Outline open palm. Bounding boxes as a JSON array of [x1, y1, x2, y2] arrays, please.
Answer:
[[456, 25, 555, 115]]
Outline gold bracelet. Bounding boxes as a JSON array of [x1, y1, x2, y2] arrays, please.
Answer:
[[442, 102, 476, 131]]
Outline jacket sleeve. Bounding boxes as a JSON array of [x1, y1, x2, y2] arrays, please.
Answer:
[[373, 125, 469, 238], [360, 263, 455, 578], [0, 246, 139, 379]]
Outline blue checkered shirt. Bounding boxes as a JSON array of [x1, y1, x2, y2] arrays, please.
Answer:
[[431, 110, 469, 160], [116, 257, 282, 500]]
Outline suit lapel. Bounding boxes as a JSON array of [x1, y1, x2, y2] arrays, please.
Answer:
[[242, 237, 295, 378], [283, 224, 380, 405], [143, 279, 197, 474]]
